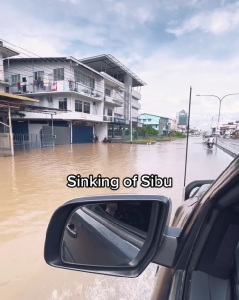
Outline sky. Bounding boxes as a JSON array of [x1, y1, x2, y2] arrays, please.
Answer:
[[0, 0, 239, 129]]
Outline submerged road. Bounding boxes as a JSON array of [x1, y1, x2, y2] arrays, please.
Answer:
[[0, 138, 233, 300]]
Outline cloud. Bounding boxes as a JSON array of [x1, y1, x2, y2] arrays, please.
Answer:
[[167, 1, 239, 36], [133, 49, 239, 124], [0, 0, 239, 130]]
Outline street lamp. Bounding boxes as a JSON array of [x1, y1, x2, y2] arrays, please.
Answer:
[[201, 114, 218, 131], [196, 93, 239, 143]]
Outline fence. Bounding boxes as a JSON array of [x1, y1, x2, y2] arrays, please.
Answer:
[[13, 133, 54, 151]]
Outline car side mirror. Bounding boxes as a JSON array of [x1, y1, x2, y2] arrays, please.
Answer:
[[44, 194, 172, 277]]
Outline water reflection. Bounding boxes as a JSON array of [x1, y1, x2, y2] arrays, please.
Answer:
[[0, 139, 232, 299]]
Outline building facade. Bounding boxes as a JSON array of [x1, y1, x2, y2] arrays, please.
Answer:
[[0, 41, 19, 93], [176, 110, 188, 132], [3, 54, 146, 143], [139, 113, 170, 135]]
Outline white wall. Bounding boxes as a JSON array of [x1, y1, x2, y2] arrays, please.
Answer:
[[0, 83, 4, 92], [94, 123, 108, 141]]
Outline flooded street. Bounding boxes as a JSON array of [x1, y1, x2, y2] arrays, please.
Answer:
[[0, 138, 233, 300]]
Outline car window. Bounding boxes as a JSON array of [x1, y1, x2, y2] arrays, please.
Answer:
[[83, 202, 152, 236]]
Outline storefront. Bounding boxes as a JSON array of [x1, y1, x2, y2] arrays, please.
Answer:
[[108, 118, 139, 140]]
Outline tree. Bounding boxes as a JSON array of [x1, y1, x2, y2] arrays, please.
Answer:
[[137, 125, 158, 135]]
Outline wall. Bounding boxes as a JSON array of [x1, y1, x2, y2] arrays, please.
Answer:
[[94, 123, 108, 141], [0, 83, 4, 92]]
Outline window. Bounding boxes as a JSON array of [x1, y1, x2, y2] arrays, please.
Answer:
[[11, 74, 20, 84], [54, 68, 64, 81], [108, 109, 113, 116], [84, 102, 90, 114], [74, 69, 95, 88], [148, 119, 152, 121], [34, 71, 44, 80], [75, 100, 90, 114], [105, 88, 111, 96], [59, 98, 67, 110], [75, 100, 82, 112]]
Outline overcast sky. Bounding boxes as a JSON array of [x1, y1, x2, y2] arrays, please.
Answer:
[[0, 0, 239, 130]]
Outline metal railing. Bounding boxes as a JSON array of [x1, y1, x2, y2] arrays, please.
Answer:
[[216, 139, 239, 157], [9, 80, 103, 99], [13, 133, 54, 150]]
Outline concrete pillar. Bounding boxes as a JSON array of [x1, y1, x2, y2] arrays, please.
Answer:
[[0, 53, 4, 81], [123, 73, 132, 121]]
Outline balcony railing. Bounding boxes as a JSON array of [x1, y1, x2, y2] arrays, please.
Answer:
[[131, 99, 141, 110], [132, 89, 141, 100], [103, 116, 114, 122], [104, 95, 123, 107], [10, 80, 103, 100]]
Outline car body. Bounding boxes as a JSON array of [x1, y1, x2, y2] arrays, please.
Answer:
[[44, 156, 239, 300]]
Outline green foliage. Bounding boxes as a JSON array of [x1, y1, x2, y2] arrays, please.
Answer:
[[137, 125, 158, 135], [171, 131, 186, 138]]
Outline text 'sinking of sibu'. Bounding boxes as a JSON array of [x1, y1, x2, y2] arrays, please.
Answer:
[[66, 174, 173, 190]]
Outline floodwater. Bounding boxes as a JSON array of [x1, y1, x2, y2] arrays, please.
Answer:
[[0, 138, 233, 300]]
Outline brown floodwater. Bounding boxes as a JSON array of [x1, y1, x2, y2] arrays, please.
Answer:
[[0, 138, 232, 299]]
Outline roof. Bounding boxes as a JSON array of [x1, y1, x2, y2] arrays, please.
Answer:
[[4, 57, 103, 78], [0, 92, 39, 105], [140, 113, 170, 120], [79, 54, 146, 87], [0, 42, 19, 58]]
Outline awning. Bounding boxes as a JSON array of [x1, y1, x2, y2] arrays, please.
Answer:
[[0, 92, 39, 109], [0, 92, 69, 115]]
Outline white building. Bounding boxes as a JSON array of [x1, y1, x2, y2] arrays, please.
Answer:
[[3, 54, 146, 144], [0, 41, 19, 92], [169, 119, 177, 131]]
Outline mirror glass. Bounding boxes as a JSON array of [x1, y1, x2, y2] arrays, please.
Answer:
[[61, 200, 153, 267]]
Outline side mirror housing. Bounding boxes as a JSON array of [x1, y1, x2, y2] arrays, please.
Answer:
[[44, 194, 172, 278], [185, 180, 214, 200]]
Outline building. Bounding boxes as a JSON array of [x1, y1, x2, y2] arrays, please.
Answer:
[[0, 41, 19, 93], [79, 55, 145, 139], [176, 110, 188, 131], [139, 113, 170, 135], [169, 119, 177, 131], [3, 53, 146, 144]]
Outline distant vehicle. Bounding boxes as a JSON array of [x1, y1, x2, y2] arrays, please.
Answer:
[[223, 134, 230, 139]]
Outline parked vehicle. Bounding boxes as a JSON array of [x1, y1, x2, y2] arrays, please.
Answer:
[[93, 134, 99, 143], [44, 157, 239, 300]]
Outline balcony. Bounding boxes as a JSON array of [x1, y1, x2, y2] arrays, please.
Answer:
[[14, 111, 103, 123], [131, 99, 141, 110], [9, 80, 103, 101], [132, 89, 141, 100], [104, 95, 123, 107], [103, 116, 114, 122]]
